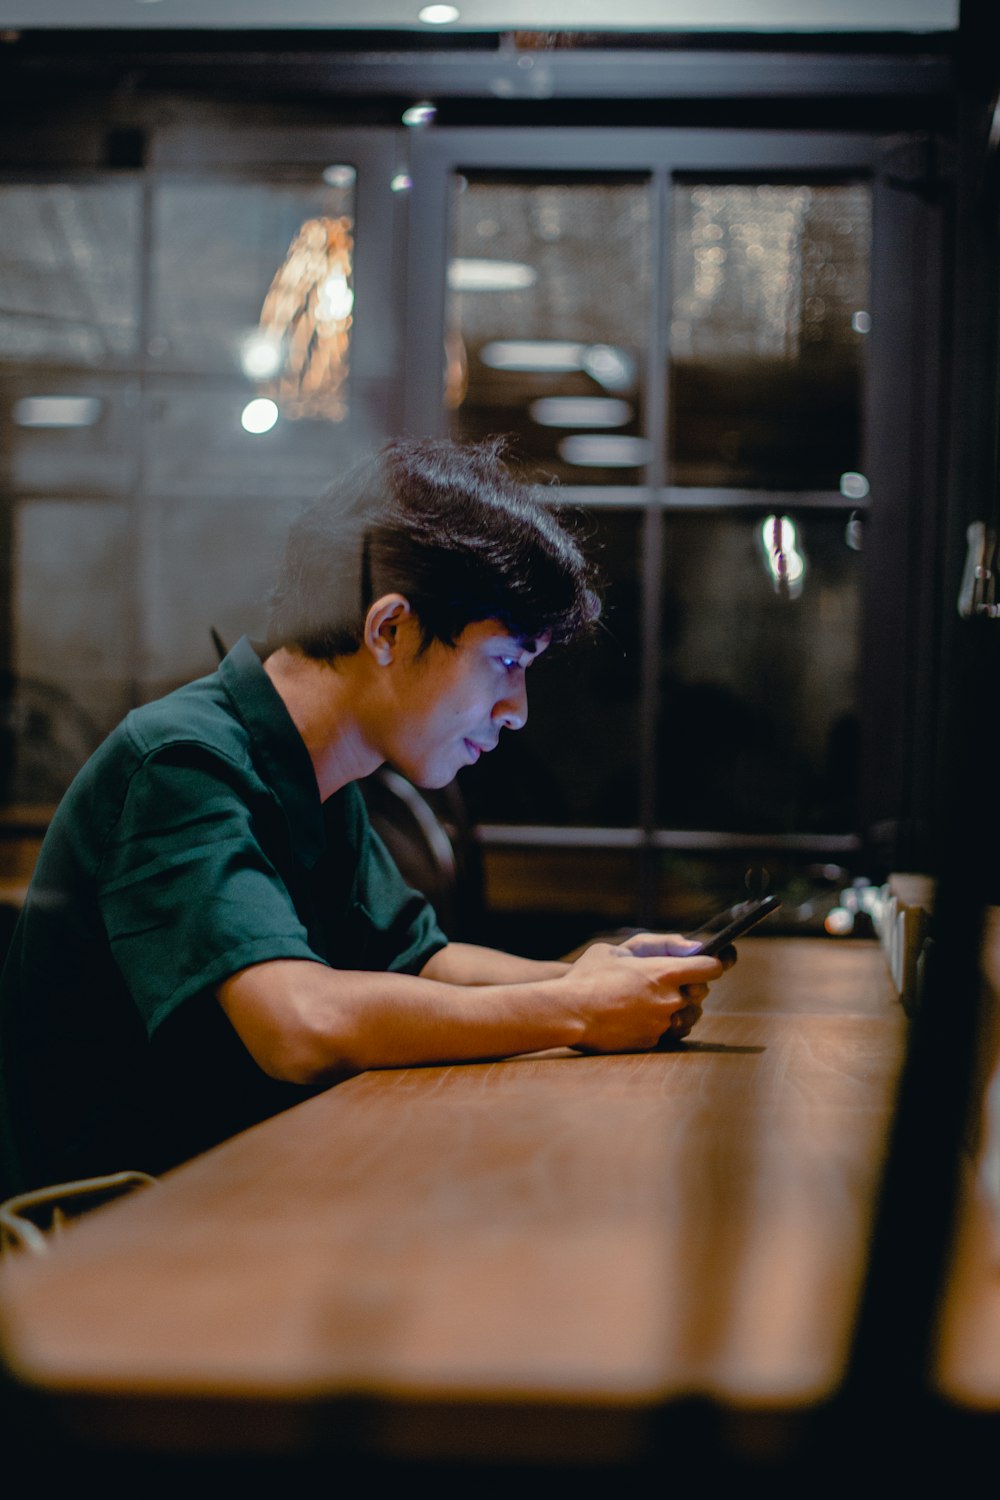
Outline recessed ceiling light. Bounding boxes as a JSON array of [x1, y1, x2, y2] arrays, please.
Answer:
[[557, 435, 651, 469], [448, 259, 537, 291], [13, 396, 103, 428], [419, 5, 460, 22], [241, 398, 279, 435], [530, 397, 633, 429], [480, 340, 584, 373], [402, 101, 436, 128], [239, 332, 283, 381], [322, 164, 356, 189]]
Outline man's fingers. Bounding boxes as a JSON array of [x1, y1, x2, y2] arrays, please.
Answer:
[[659, 1001, 703, 1045], [638, 953, 723, 984], [619, 931, 702, 958]]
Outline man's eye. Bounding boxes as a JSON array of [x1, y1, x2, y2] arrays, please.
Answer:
[[499, 656, 520, 671]]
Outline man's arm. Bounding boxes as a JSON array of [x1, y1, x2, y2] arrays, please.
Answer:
[[216, 936, 723, 1086], [418, 933, 713, 986], [420, 942, 569, 986]]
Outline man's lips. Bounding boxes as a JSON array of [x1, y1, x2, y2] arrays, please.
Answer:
[[464, 738, 496, 761]]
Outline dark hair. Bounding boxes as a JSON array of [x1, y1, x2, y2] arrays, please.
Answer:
[[267, 437, 601, 659]]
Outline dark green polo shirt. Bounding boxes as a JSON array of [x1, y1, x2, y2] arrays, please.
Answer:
[[0, 637, 447, 1196]]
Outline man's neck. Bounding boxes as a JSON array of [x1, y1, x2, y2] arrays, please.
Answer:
[[263, 647, 382, 801]]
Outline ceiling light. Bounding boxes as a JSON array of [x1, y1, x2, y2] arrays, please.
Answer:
[[581, 344, 635, 393], [322, 164, 356, 189], [418, 4, 460, 21], [239, 332, 283, 381], [530, 398, 633, 429], [480, 340, 584, 373], [557, 435, 651, 469], [448, 259, 537, 291], [317, 272, 354, 323], [13, 396, 103, 428], [402, 101, 436, 128], [840, 471, 870, 499], [241, 398, 279, 435]]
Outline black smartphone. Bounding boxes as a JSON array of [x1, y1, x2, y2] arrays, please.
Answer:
[[687, 893, 782, 955]]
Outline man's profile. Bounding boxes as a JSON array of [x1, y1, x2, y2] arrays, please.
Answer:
[[0, 437, 723, 1196]]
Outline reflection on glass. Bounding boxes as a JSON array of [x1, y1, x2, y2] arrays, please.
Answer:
[[150, 177, 354, 406], [759, 514, 806, 598], [8, 379, 137, 496], [0, 182, 141, 365], [458, 508, 644, 828], [140, 492, 304, 695], [657, 512, 861, 833], [669, 181, 871, 489], [9, 499, 132, 802], [143, 381, 373, 501], [447, 176, 651, 484], [255, 213, 354, 422]]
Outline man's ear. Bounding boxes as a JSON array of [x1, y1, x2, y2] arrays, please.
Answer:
[[364, 593, 413, 665]]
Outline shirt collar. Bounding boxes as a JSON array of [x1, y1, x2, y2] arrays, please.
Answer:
[[218, 636, 326, 868]]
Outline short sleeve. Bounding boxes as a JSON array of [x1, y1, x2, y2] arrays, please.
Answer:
[[99, 744, 324, 1037]]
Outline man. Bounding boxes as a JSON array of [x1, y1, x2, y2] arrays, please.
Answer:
[[0, 438, 723, 1196]]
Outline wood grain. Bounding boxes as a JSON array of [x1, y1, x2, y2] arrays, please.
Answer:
[[0, 938, 905, 1457]]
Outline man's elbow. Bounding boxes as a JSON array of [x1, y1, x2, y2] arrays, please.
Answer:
[[249, 1022, 360, 1086], [217, 967, 361, 1085]]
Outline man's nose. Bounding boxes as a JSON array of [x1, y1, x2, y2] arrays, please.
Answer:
[[493, 677, 528, 732]]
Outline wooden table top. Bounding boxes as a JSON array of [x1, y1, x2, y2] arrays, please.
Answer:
[[0, 937, 906, 1460]]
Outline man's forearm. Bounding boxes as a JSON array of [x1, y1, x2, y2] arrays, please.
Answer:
[[420, 942, 569, 987], [216, 941, 724, 1088], [218, 958, 581, 1083]]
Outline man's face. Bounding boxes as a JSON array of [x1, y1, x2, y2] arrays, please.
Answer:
[[383, 618, 549, 789]]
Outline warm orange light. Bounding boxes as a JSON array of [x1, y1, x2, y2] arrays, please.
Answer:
[[256, 215, 354, 423]]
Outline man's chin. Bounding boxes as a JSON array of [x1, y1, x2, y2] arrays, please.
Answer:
[[387, 759, 455, 791]]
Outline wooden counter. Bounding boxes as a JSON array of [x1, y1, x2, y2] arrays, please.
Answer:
[[0, 938, 904, 1462]]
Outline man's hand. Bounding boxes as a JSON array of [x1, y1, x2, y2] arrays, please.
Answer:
[[563, 937, 724, 1053]]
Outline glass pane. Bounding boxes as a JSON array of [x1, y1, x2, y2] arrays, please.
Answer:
[[139, 492, 306, 697], [142, 379, 384, 503], [5, 377, 138, 495], [458, 508, 644, 828], [150, 175, 356, 423], [656, 511, 861, 833], [0, 181, 141, 366], [6, 499, 132, 804], [447, 175, 651, 485], [668, 181, 871, 490]]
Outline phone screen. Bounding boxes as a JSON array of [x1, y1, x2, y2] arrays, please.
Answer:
[[688, 894, 782, 955]]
